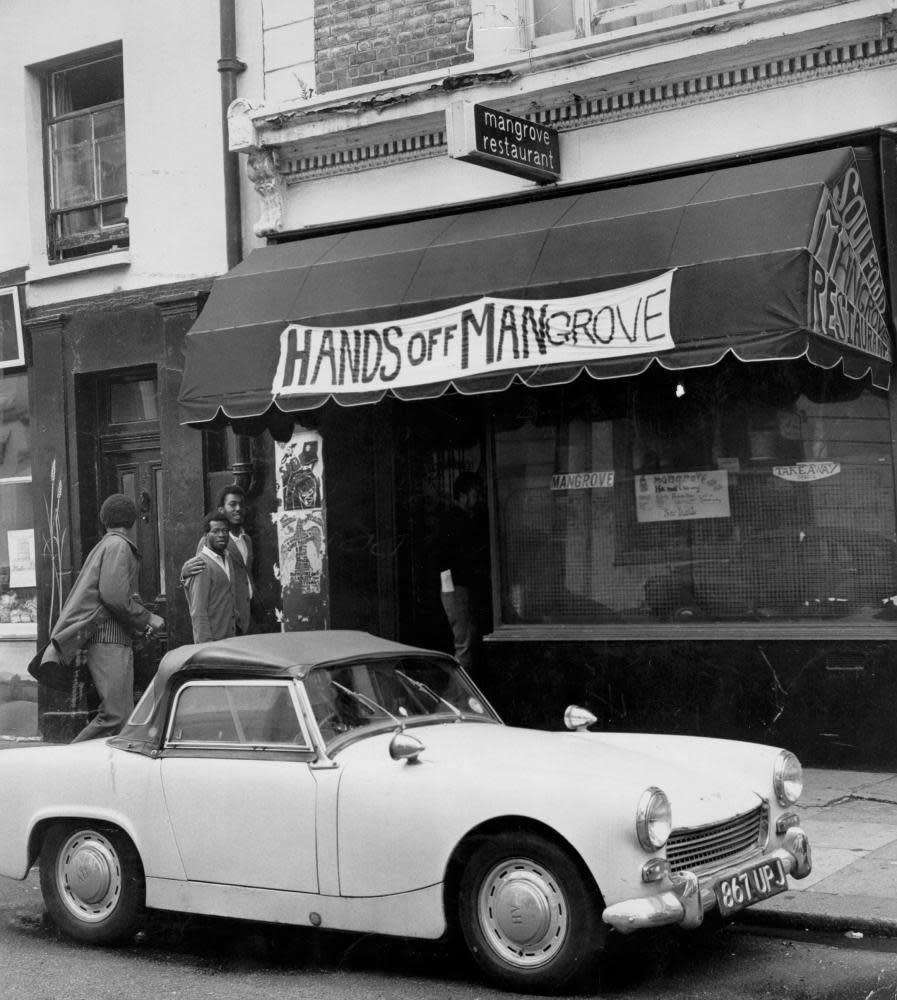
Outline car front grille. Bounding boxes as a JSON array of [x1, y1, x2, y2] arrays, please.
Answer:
[[666, 804, 765, 875]]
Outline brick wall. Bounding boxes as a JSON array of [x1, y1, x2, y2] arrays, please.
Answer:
[[315, 0, 473, 94]]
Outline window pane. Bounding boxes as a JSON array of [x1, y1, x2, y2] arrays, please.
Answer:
[[110, 378, 158, 423], [492, 361, 897, 625], [171, 685, 238, 742], [50, 118, 95, 208], [170, 683, 305, 746], [51, 56, 123, 115], [0, 375, 29, 479], [57, 206, 100, 238], [97, 132, 126, 200], [0, 374, 34, 631], [100, 201, 127, 228], [534, 0, 576, 36]]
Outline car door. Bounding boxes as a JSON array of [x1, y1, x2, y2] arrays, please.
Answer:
[[159, 679, 319, 893]]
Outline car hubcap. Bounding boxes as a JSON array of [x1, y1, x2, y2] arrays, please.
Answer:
[[477, 856, 569, 968], [55, 830, 122, 922]]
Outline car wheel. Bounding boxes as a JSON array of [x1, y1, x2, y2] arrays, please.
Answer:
[[39, 822, 145, 945], [458, 830, 605, 994]]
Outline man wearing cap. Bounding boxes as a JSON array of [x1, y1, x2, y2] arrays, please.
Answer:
[[41, 493, 164, 742]]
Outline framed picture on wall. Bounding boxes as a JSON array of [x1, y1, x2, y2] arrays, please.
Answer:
[[0, 286, 24, 370]]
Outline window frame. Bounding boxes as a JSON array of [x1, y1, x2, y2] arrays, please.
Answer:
[[164, 679, 313, 754], [488, 363, 897, 637], [41, 47, 128, 263]]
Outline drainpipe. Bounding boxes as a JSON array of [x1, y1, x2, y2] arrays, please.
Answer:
[[217, 1, 254, 489], [218, 0, 246, 270]]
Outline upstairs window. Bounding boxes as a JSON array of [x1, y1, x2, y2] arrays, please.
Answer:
[[45, 52, 127, 262], [527, 0, 726, 44]]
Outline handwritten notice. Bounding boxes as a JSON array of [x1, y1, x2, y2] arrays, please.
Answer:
[[8, 529, 35, 588], [635, 471, 730, 523], [773, 462, 840, 482]]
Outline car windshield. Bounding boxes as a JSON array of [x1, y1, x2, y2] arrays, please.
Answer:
[[303, 655, 498, 745]]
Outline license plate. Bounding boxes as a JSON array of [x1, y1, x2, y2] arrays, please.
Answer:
[[714, 858, 787, 916]]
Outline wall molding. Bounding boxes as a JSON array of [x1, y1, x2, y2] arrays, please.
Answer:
[[276, 32, 897, 182]]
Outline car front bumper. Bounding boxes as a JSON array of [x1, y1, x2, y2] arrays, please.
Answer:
[[602, 826, 811, 934]]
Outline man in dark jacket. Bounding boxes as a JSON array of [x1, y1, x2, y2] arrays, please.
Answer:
[[41, 493, 164, 742], [437, 472, 491, 675]]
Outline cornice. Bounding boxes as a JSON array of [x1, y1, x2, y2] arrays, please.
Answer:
[[274, 31, 897, 183]]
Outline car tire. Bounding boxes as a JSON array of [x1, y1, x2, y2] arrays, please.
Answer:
[[39, 822, 145, 945], [458, 830, 605, 995]]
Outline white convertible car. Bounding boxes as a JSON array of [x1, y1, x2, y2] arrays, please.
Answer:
[[0, 631, 811, 994]]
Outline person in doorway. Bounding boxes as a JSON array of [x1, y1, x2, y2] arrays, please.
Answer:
[[181, 484, 261, 634], [436, 471, 491, 676], [184, 509, 237, 643], [41, 493, 164, 742]]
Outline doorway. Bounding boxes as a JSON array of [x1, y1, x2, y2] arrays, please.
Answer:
[[76, 367, 166, 696]]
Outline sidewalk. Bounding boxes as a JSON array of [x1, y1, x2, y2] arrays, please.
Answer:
[[742, 767, 897, 936]]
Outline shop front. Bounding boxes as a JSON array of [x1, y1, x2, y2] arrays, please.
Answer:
[[179, 144, 897, 767]]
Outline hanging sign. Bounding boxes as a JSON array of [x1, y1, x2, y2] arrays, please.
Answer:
[[273, 271, 675, 400], [447, 100, 560, 183]]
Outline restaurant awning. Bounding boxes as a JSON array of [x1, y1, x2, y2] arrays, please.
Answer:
[[179, 146, 893, 426]]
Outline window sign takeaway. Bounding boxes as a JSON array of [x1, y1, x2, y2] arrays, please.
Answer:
[[272, 272, 675, 400]]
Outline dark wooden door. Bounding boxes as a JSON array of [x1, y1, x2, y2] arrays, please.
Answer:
[[100, 439, 166, 696]]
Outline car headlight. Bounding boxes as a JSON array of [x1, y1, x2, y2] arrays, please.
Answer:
[[636, 787, 671, 851], [773, 751, 803, 806]]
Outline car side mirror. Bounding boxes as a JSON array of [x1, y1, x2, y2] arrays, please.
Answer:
[[564, 705, 597, 731], [390, 730, 425, 763]]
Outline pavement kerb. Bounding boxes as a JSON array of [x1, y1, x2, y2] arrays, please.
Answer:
[[737, 904, 897, 938]]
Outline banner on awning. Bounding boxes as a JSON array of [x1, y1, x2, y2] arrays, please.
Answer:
[[272, 272, 675, 399]]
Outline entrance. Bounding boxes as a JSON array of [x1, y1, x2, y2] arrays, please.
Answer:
[[78, 367, 167, 696], [394, 395, 489, 653]]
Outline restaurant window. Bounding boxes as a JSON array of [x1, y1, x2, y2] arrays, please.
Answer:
[[492, 359, 897, 626], [526, 0, 727, 44], [0, 372, 35, 636], [44, 50, 127, 262]]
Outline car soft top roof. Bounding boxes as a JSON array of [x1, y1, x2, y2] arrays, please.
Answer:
[[113, 630, 453, 753]]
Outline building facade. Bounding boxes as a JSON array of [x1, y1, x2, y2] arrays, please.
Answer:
[[0, 0, 267, 738], [176, 0, 897, 767]]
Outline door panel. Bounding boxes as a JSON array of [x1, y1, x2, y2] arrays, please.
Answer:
[[160, 757, 319, 892], [101, 442, 165, 695]]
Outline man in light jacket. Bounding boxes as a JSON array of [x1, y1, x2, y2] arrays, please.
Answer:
[[184, 509, 237, 643], [181, 484, 260, 634], [41, 493, 164, 742]]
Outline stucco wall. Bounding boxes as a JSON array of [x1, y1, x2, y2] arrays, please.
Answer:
[[0, 0, 233, 307]]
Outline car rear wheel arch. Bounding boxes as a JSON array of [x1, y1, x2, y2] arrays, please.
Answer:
[[37, 819, 146, 945]]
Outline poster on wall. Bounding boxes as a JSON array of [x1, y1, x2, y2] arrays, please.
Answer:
[[635, 470, 731, 523], [273, 427, 328, 630]]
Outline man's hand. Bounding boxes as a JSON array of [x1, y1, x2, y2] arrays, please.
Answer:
[[144, 613, 165, 639], [180, 556, 205, 588], [182, 556, 204, 578]]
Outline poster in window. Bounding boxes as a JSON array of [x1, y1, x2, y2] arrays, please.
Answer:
[[0, 287, 24, 370], [635, 470, 731, 523]]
